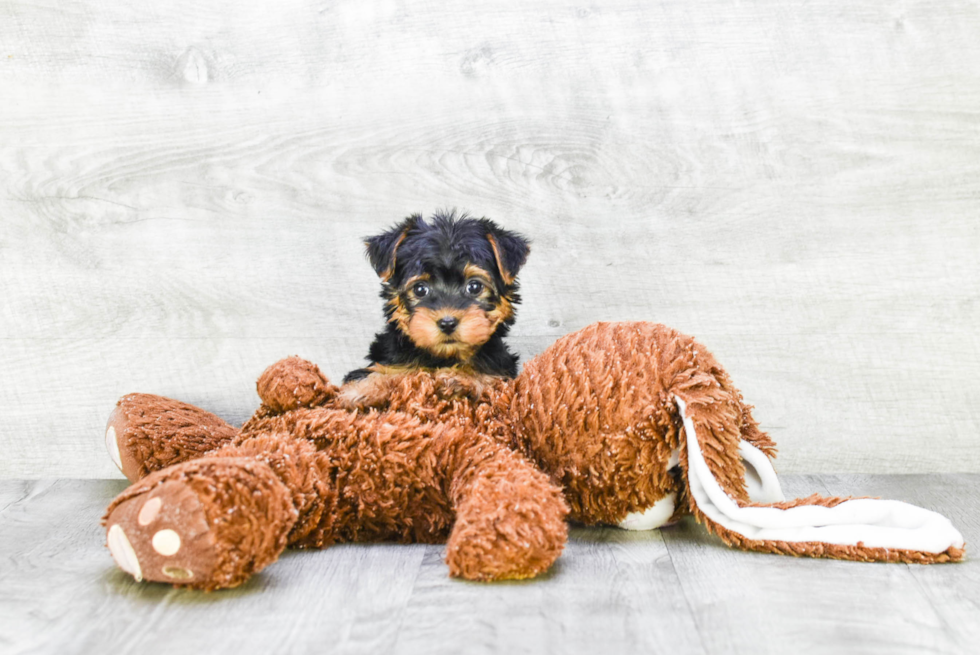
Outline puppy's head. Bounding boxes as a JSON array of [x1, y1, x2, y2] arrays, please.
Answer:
[[364, 210, 530, 361]]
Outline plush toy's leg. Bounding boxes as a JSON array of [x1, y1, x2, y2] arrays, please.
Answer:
[[103, 435, 335, 589], [103, 456, 296, 590], [106, 394, 240, 483], [445, 439, 569, 581]]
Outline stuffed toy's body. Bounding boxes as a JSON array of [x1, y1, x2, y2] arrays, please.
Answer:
[[103, 322, 965, 590]]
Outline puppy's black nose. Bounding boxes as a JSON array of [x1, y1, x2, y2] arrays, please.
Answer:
[[437, 316, 459, 334]]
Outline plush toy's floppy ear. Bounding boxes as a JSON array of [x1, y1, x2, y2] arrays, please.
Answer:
[[364, 214, 420, 282], [482, 221, 531, 286]]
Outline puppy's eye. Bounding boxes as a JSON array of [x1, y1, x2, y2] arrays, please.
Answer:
[[465, 280, 484, 296], [412, 282, 430, 298]]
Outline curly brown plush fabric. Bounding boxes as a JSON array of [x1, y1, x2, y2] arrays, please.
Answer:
[[511, 322, 782, 525], [255, 356, 338, 414], [105, 377, 569, 588], [106, 456, 297, 590], [514, 323, 963, 563], [103, 322, 964, 591], [107, 393, 241, 482]]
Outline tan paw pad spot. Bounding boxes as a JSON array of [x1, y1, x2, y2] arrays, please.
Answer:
[[138, 497, 162, 526], [162, 566, 194, 580], [107, 524, 143, 582], [151, 529, 182, 556]]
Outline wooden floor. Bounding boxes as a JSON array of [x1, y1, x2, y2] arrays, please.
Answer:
[[2, 475, 977, 655]]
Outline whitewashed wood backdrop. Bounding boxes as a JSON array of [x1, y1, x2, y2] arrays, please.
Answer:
[[1, 0, 978, 479]]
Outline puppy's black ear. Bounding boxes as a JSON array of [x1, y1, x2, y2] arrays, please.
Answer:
[[364, 214, 420, 282], [482, 221, 531, 286]]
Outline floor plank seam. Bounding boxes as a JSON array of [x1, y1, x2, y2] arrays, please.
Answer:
[[904, 562, 957, 646], [375, 546, 428, 654], [661, 533, 711, 655]]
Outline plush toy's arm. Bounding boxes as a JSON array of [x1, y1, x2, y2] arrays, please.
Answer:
[[256, 356, 338, 413]]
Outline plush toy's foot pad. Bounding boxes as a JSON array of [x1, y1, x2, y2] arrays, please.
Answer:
[[106, 404, 136, 481], [105, 481, 219, 585], [103, 457, 297, 590]]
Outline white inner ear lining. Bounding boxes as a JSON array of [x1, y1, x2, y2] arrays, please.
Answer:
[[739, 441, 785, 504], [676, 396, 964, 554]]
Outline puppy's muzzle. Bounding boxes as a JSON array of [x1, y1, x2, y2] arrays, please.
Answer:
[[437, 316, 459, 334]]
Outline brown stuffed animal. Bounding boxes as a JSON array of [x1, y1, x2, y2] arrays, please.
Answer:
[[103, 322, 965, 590]]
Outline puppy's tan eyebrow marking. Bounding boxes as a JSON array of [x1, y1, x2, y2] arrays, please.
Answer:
[[462, 264, 494, 287]]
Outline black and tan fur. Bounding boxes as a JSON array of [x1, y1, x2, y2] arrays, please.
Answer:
[[343, 210, 530, 385]]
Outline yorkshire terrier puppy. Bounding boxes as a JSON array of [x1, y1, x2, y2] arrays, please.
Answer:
[[343, 210, 530, 385]]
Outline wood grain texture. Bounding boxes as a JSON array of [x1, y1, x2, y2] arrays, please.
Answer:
[[2, 0, 979, 477], [1, 476, 977, 654], [660, 475, 974, 655]]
